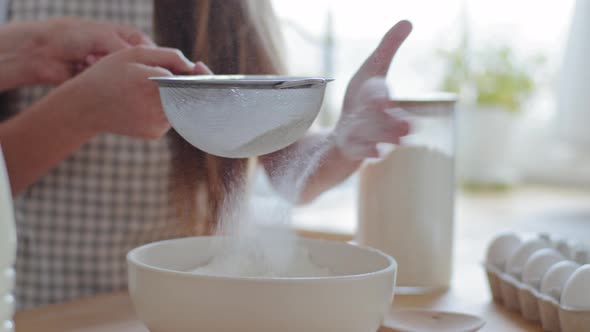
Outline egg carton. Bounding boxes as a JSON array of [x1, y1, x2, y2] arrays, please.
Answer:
[[484, 232, 590, 332]]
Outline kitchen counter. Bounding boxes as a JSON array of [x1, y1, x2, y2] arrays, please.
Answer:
[[14, 185, 590, 331]]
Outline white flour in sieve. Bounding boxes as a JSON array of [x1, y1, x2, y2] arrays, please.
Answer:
[[163, 86, 321, 158], [189, 138, 333, 278]]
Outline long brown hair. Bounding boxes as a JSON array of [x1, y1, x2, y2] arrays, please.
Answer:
[[153, 0, 285, 234]]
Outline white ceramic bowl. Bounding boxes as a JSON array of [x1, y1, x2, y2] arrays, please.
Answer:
[[127, 236, 396, 332]]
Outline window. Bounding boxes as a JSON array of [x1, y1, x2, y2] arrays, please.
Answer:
[[268, 0, 585, 233]]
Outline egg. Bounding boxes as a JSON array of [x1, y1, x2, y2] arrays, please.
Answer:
[[561, 265, 590, 310], [539, 233, 551, 243], [574, 247, 590, 265], [540, 261, 580, 302], [506, 238, 551, 280], [553, 238, 573, 259], [522, 248, 565, 290], [485, 232, 522, 271]]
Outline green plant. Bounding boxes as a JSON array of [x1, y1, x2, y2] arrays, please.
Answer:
[[438, 40, 470, 95], [439, 43, 544, 113]]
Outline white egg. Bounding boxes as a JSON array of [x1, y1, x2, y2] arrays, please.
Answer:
[[561, 265, 590, 310], [539, 233, 551, 243], [574, 247, 590, 265], [553, 238, 573, 259], [506, 238, 550, 280], [485, 232, 522, 271], [540, 261, 580, 302], [522, 248, 565, 290]]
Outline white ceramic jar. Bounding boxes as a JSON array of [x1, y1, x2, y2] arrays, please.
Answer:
[[0, 147, 15, 332]]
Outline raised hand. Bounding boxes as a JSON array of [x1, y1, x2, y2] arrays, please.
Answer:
[[334, 20, 413, 160]]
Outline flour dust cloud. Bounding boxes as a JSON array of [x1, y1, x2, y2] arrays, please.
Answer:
[[190, 136, 333, 277]]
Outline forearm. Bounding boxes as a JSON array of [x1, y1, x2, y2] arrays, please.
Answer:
[[296, 132, 361, 203], [261, 130, 361, 204], [0, 84, 97, 194]]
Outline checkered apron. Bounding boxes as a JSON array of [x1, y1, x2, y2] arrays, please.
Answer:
[[8, 0, 189, 309]]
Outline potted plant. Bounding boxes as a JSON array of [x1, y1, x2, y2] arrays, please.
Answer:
[[439, 41, 544, 190]]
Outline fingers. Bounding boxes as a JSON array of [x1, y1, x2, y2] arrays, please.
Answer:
[[396, 119, 411, 137], [357, 77, 390, 107], [92, 30, 133, 55], [116, 24, 155, 46], [385, 108, 412, 135], [378, 118, 411, 143], [85, 25, 153, 66], [194, 61, 213, 75], [0, 55, 71, 90], [343, 23, 411, 109], [369, 113, 410, 144], [124, 46, 195, 74], [380, 108, 412, 143], [138, 64, 173, 78], [85, 54, 105, 66], [335, 104, 412, 160], [32, 59, 73, 84], [356, 20, 412, 80], [88, 23, 154, 57], [357, 79, 412, 139]]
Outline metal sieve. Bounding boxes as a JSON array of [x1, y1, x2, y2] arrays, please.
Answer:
[[150, 75, 333, 158]]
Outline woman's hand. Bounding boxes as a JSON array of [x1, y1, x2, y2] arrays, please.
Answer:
[[0, 17, 151, 90], [333, 20, 413, 160], [64, 46, 210, 139], [0, 46, 210, 194]]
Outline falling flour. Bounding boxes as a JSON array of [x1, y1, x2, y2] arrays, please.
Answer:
[[189, 138, 334, 278]]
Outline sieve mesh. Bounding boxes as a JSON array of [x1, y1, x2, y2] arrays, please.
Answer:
[[158, 84, 326, 158]]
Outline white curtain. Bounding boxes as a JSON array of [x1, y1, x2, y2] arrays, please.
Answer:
[[557, 0, 590, 146]]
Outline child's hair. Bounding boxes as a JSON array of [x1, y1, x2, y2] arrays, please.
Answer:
[[153, 0, 285, 234]]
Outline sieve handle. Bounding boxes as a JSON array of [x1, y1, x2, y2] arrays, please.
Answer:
[[273, 78, 332, 89]]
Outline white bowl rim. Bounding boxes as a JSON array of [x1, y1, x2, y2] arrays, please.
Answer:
[[127, 236, 396, 283]]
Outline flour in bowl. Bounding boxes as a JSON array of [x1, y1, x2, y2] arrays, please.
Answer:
[[189, 245, 332, 278]]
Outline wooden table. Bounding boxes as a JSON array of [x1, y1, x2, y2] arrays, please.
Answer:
[[14, 185, 590, 331], [12, 290, 532, 332]]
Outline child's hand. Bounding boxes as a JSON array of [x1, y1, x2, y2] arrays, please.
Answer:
[[63, 46, 210, 140], [333, 20, 413, 160]]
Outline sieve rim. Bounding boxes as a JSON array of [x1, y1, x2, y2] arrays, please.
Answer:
[[150, 75, 333, 89]]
